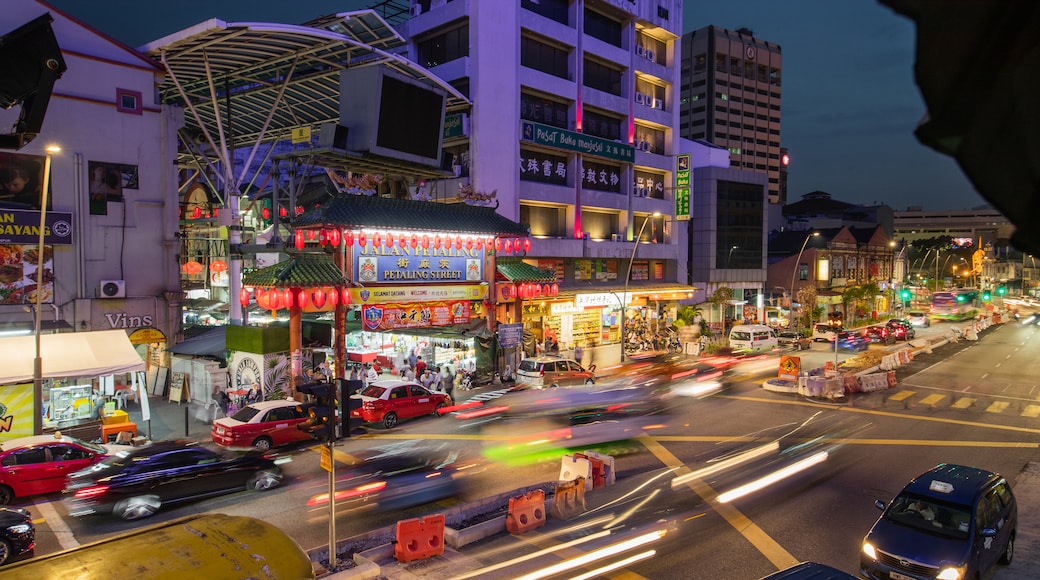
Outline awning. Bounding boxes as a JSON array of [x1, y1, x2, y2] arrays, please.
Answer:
[[0, 330, 146, 385], [497, 261, 557, 283]]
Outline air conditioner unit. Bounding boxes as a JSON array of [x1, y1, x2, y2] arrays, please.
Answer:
[[635, 45, 646, 57], [412, 4, 423, 16], [98, 280, 126, 298], [646, 49, 656, 62], [652, 98, 663, 109], [634, 93, 646, 105]]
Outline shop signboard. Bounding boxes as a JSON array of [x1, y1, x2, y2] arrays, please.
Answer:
[[0, 383, 35, 441], [361, 300, 471, 331], [0, 208, 73, 244], [353, 243, 484, 284], [675, 154, 690, 221], [521, 120, 635, 163], [497, 323, 523, 348], [350, 284, 487, 304]]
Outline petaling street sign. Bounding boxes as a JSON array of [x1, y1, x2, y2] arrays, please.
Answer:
[[521, 120, 635, 163], [352, 242, 484, 284]]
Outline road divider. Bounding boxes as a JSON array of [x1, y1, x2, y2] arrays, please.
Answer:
[[394, 514, 445, 563], [506, 490, 546, 535]]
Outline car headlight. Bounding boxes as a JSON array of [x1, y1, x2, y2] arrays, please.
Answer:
[[7, 523, 32, 534], [862, 542, 877, 561], [936, 566, 964, 580]]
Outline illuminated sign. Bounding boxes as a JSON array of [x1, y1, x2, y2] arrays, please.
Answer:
[[361, 300, 471, 331], [675, 154, 690, 221], [352, 242, 484, 284], [0, 209, 73, 244], [350, 284, 487, 304]]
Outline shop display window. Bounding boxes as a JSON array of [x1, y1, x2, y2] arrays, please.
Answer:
[[46, 384, 94, 423]]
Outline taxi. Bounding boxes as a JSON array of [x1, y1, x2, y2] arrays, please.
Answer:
[[211, 400, 315, 451]]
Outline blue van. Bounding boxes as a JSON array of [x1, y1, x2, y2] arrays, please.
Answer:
[[861, 464, 1016, 580]]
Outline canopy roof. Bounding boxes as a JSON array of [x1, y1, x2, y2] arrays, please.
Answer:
[[496, 261, 558, 283], [241, 252, 348, 288], [0, 330, 145, 385]]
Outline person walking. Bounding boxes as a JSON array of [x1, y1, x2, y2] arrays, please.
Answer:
[[415, 355, 427, 377], [440, 367, 454, 401], [365, 363, 379, 384]]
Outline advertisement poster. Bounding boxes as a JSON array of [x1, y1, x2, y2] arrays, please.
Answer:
[[0, 383, 36, 441], [0, 244, 55, 305], [362, 301, 471, 331]]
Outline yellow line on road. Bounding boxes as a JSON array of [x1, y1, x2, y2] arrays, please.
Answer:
[[986, 401, 1011, 414], [918, 394, 946, 406], [887, 391, 915, 402], [1023, 405, 1040, 418], [636, 436, 799, 571], [951, 398, 976, 409]]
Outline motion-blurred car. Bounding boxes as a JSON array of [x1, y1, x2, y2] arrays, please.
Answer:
[[885, 319, 916, 340], [836, 330, 868, 351], [863, 325, 896, 345], [0, 434, 133, 505], [211, 399, 316, 450], [861, 464, 1016, 580], [759, 562, 858, 579], [516, 356, 596, 388], [906, 311, 931, 327], [0, 506, 34, 566], [811, 323, 841, 342], [777, 330, 810, 350], [349, 379, 450, 429], [305, 446, 470, 511], [64, 440, 282, 520]]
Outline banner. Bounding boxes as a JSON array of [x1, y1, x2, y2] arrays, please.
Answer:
[[0, 383, 35, 441], [362, 300, 471, 331]]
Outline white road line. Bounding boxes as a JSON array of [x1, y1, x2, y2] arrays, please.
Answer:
[[982, 373, 990, 379], [34, 497, 79, 550]]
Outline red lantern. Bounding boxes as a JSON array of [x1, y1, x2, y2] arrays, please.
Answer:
[[212, 208, 219, 217], [192, 207, 202, 219], [279, 206, 288, 218], [328, 229, 341, 247], [476, 238, 484, 250], [209, 259, 228, 273], [411, 234, 418, 248], [434, 235, 442, 249], [455, 236, 462, 250], [295, 205, 304, 216], [239, 287, 250, 308], [294, 230, 304, 250], [465, 237, 474, 250], [182, 260, 203, 275], [283, 288, 295, 309], [328, 288, 339, 306], [386, 232, 394, 248], [373, 231, 382, 248], [422, 235, 430, 249], [297, 288, 309, 310], [494, 238, 502, 252], [319, 229, 329, 246], [510, 284, 517, 300], [399, 235, 407, 248], [524, 238, 532, 253], [307, 229, 317, 241], [312, 288, 327, 308], [340, 287, 351, 305], [261, 207, 271, 220], [551, 283, 559, 296], [345, 230, 354, 246], [504, 238, 513, 254], [358, 231, 366, 247]]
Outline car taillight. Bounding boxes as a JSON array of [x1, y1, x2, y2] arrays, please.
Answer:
[[74, 485, 109, 499], [539, 369, 545, 377]]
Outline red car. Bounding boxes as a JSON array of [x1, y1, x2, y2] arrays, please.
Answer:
[[211, 400, 316, 451], [0, 434, 133, 505], [350, 379, 451, 429]]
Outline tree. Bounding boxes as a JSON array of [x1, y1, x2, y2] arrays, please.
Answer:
[[841, 286, 866, 326], [861, 282, 881, 319], [710, 287, 733, 333], [795, 285, 818, 328]]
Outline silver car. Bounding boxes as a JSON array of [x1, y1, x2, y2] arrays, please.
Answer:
[[906, 310, 931, 327], [515, 356, 595, 388]]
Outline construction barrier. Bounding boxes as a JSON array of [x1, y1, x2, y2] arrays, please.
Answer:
[[843, 374, 861, 394], [394, 514, 445, 563], [886, 370, 897, 388], [549, 476, 587, 520], [858, 372, 890, 393], [582, 450, 616, 486], [574, 452, 606, 488], [505, 489, 546, 535], [560, 454, 593, 491]]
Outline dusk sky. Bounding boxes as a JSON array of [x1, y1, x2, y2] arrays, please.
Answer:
[[45, 0, 986, 212]]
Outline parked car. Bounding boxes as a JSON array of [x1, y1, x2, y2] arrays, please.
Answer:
[[836, 330, 868, 351], [64, 440, 282, 521], [760, 562, 858, 580], [863, 325, 896, 345], [885, 319, 916, 340], [907, 310, 931, 327], [515, 356, 596, 388], [0, 506, 34, 565], [0, 434, 133, 505], [861, 463, 1016, 580], [349, 379, 451, 429], [812, 323, 842, 343], [211, 399, 316, 451]]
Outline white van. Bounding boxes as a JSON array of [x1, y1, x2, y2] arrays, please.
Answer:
[[728, 324, 778, 352]]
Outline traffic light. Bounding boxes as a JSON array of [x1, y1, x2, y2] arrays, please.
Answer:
[[997, 285, 1007, 296], [900, 288, 912, 301], [956, 293, 966, 303], [982, 290, 991, 302]]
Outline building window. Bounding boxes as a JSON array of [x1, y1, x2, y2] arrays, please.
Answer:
[[583, 59, 622, 96], [116, 88, 142, 115], [715, 180, 764, 270], [584, 8, 622, 47], [417, 24, 470, 68], [521, 203, 567, 237], [521, 0, 569, 26], [520, 148, 569, 186], [581, 159, 622, 194], [716, 53, 727, 73], [634, 170, 666, 199], [521, 93, 569, 129], [521, 35, 570, 80], [583, 109, 621, 141]]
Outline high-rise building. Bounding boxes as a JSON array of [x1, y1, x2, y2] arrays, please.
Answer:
[[678, 26, 784, 204]]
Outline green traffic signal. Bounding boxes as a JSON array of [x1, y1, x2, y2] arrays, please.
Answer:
[[997, 286, 1006, 295], [956, 294, 966, 302], [982, 291, 991, 301]]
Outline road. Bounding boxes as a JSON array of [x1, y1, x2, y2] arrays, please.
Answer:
[[21, 317, 1040, 578]]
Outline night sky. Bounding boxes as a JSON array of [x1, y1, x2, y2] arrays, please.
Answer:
[[43, 0, 985, 212]]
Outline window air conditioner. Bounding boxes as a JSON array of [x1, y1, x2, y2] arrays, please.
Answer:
[[635, 93, 646, 105], [652, 98, 663, 109], [98, 280, 126, 298], [635, 45, 646, 57], [412, 4, 423, 16], [646, 49, 656, 62]]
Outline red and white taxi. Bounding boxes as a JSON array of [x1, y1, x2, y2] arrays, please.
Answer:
[[0, 433, 133, 505], [211, 399, 316, 451], [350, 379, 450, 429]]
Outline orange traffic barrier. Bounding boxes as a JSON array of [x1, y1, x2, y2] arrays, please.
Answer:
[[574, 453, 605, 488], [394, 514, 445, 563], [886, 371, 897, 388], [506, 489, 546, 535], [549, 476, 587, 521]]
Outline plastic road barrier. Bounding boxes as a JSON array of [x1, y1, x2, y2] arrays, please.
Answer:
[[506, 489, 546, 535], [395, 514, 445, 563], [550, 476, 587, 521], [560, 454, 593, 491]]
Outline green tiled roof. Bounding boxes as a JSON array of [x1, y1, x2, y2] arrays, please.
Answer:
[[496, 260, 557, 283], [241, 253, 347, 288], [293, 194, 530, 237]]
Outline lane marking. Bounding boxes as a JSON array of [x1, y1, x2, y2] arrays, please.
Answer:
[[34, 498, 79, 551], [918, 394, 945, 406], [952, 398, 976, 409], [986, 401, 1010, 414], [1022, 405, 1040, 418], [887, 391, 915, 402], [637, 436, 799, 571]]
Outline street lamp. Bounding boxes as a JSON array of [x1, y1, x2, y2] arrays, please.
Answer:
[[621, 211, 661, 362], [727, 245, 738, 269], [34, 144, 61, 435], [789, 232, 819, 331]]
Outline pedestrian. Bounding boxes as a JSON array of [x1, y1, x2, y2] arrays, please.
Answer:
[[430, 367, 443, 392], [365, 363, 379, 384], [573, 343, 584, 364], [441, 367, 454, 400], [404, 365, 416, 381], [408, 348, 418, 370], [415, 355, 427, 376]]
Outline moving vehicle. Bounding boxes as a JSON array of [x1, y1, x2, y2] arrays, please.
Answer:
[[812, 323, 841, 343], [64, 440, 282, 520], [777, 330, 809, 349], [211, 399, 316, 450], [0, 434, 133, 505], [0, 506, 33, 566], [728, 324, 778, 352], [0, 514, 313, 578], [515, 356, 596, 388], [759, 561, 857, 579], [885, 318, 915, 340], [861, 463, 1016, 580], [930, 290, 979, 322], [836, 330, 868, 351], [349, 379, 450, 429], [863, 325, 895, 345], [906, 310, 931, 327]]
